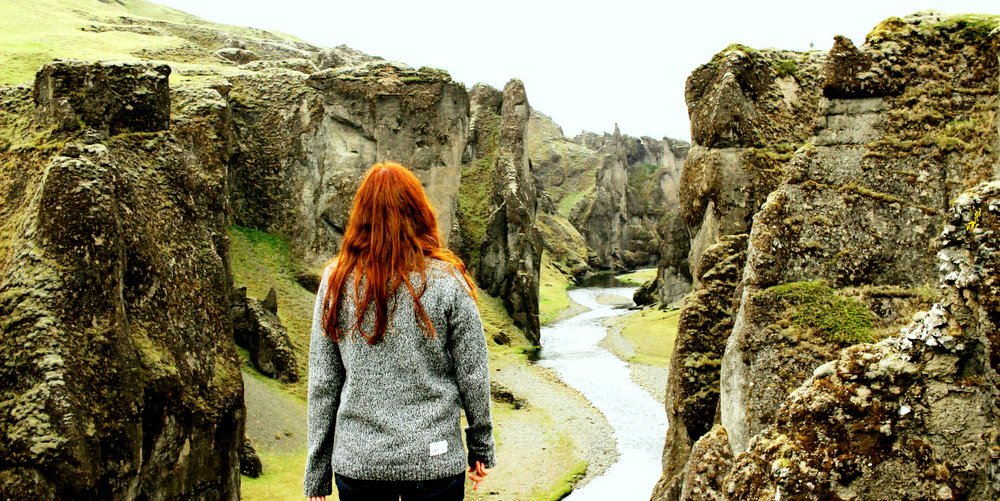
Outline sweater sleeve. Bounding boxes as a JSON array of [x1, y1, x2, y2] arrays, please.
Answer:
[[447, 278, 497, 469], [303, 266, 344, 497]]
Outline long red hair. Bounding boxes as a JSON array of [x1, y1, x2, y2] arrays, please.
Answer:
[[322, 162, 475, 344]]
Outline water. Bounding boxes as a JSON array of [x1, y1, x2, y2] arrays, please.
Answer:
[[537, 287, 668, 500]]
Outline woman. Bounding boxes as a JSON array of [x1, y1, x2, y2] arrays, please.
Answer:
[[303, 162, 495, 501]]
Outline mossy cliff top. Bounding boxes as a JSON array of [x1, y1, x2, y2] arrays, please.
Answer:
[[0, 61, 242, 497]]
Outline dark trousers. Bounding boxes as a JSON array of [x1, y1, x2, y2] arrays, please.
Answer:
[[334, 472, 465, 501]]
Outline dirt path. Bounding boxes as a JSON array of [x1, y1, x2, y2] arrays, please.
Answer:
[[243, 370, 307, 454]]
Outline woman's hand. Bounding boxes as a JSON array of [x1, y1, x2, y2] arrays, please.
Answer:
[[306, 497, 325, 501], [467, 460, 492, 490]]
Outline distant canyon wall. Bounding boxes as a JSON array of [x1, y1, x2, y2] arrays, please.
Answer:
[[529, 111, 692, 301]]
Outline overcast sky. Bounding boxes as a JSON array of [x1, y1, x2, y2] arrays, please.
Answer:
[[156, 0, 999, 141]]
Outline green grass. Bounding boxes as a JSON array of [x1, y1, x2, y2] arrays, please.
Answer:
[[758, 281, 876, 344], [619, 308, 680, 367], [539, 253, 574, 326], [616, 268, 657, 286], [557, 189, 589, 218], [242, 449, 315, 500], [0, 0, 308, 86], [527, 457, 588, 501]]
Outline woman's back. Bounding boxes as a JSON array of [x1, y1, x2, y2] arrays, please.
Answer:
[[303, 162, 495, 500], [307, 259, 493, 483]]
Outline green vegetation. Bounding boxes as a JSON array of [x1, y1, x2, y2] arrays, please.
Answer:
[[457, 112, 501, 269], [526, 457, 588, 501], [616, 268, 657, 286], [539, 254, 573, 325], [757, 281, 876, 344], [0, 0, 306, 86], [774, 59, 799, 78], [242, 449, 313, 500], [557, 188, 590, 218], [619, 307, 680, 367], [228, 225, 319, 399]]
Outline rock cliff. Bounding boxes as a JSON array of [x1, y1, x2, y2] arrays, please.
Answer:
[[574, 128, 690, 274], [655, 11, 1000, 499], [458, 81, 542, 344], [0, 61, 242, 498], [228, 62, 470, 267]]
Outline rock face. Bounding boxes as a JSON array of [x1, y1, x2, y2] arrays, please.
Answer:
[[727, 180, 1000, 499], [528, 110, 690, 291], [575, 128, 690, 273], [228, 61, 470, 266], [0, 62, 242, 498], [231, 287, 298, 383], [655, 12, 1000, 499], [654, 234, 746, 497], [458, 81, 542, 344]]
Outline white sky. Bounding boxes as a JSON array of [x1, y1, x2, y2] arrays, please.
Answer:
[[155, 0, 999, 141]]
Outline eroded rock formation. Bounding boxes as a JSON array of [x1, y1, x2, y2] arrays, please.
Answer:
[[231, 287, 298, 383], [228, 62, 470, 266], [458, 81, 542, 343], [0, 61, 242, 498], [656, 11, 1000, 500]]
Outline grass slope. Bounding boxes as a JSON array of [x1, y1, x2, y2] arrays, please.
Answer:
[[0, 0, 304, 86], [619, 307, 680, 367]]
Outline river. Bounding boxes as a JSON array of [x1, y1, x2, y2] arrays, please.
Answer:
[[537, 286, 668, 500]]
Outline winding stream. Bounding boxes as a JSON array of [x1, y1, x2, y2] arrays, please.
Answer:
[[537, 287, 668, 500]]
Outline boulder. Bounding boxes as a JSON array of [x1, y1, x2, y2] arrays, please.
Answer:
[[240, 437, 263, 478], [231, 287, 299, 383], [215, 47, 260, 64]]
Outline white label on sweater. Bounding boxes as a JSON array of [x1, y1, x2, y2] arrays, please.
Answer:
[[429, 440, 448, 456]]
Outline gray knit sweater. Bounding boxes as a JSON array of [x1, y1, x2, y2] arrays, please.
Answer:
[[303, 260, 496, 497]]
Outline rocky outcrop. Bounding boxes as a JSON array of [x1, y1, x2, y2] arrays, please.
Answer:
[[655, 234, 746, 497], [0, 62, 242, 498], [228, 61, 470, 267], [680, 46, 826, 279], [726, 180, 1000, 499], [579, 125, 629, 269], [240, 437, 263, 478], [231, 287, 298, 383], [459, 81, 542, 344], [656, 12, 1000, 499], [721, 13, 997, 455]]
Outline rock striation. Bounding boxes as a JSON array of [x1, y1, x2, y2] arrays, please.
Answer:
[[655, 12, 1000, 500], [0, 61, 242, 498]]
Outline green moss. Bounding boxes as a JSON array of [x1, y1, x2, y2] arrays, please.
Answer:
[[457, 112, 501, 268], [774, 60, 798, 78], [758, 281, 876, 345]]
